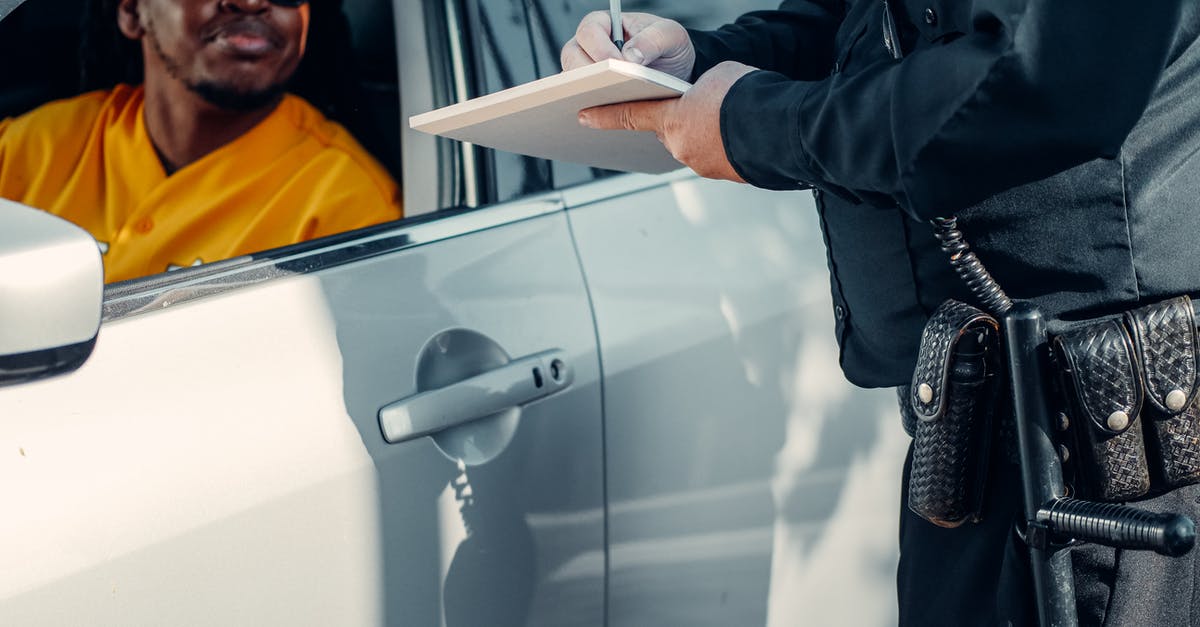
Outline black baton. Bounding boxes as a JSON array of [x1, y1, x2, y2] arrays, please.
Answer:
[[1003, 301, 1196, 626]]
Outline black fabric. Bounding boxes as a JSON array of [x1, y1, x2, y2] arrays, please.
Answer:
[[687, 1, 1200, 623], [696, 0, 1181, 215], [900, 442, 1200, 626], [898, 447, 1034, 626], [690, 1, 1200, 388], [685, 0, 843, 82]]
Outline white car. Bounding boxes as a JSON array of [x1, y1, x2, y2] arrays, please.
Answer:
[[0, 0, 906, 624]]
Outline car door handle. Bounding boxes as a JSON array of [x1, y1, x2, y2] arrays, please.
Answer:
[[378, 349, 573, 444]]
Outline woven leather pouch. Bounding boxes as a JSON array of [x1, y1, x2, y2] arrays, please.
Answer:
[[1126, 296, 1200, 489], [1054, 319, 1150, 501], [906, 300, 999, 528]]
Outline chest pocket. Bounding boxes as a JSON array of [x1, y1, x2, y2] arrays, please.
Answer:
[[835, 0, 975, 73], [833, 0, 894, 73], [901, 0, 974, 43]]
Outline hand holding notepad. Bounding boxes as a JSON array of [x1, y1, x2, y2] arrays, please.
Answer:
[[408, 59, 691, 174], [409, 8, 744, 179]]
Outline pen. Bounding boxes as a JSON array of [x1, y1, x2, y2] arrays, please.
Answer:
[[609, 0, 623, 51]]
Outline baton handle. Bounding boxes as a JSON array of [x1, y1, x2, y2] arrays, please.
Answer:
[[1038, 498, 1196, 557]]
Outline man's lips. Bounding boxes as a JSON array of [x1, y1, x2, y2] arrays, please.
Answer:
[[206, 19, 282, 57]]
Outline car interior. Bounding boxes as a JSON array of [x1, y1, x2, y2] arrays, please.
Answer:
[[0, 0, 404, 184]]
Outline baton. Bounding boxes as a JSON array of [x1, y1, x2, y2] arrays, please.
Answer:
[[933, 217, 1196, 626], [1004, 303, 1195, 626]]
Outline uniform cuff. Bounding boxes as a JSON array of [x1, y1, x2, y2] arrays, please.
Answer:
[[719, 70, 820, 191]]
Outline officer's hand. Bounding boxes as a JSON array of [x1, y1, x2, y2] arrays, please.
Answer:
[[577, 61, 755, 182], [560, 11, 696, 82]]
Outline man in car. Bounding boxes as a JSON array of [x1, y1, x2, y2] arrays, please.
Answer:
[[0, 0, 401, 283], [564, 3, 1200, 626]]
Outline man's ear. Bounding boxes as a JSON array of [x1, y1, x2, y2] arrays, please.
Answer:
[[116, 0, 145, 40]]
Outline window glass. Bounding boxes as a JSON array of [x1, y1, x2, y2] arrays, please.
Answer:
[[0, 0, 407, 284], [468, 0, 552, 203], [527, 0, 778, 189]]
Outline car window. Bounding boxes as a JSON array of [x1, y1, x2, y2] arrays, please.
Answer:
[[527, 0, 780, 189], [0, 0, 407, 285], [464, 0, 553, 203]]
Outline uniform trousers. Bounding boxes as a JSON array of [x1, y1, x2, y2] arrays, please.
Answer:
[[897, 440, 1200, 626]]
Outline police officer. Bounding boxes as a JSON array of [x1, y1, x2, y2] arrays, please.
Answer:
[[564, 2, 1200, 625]]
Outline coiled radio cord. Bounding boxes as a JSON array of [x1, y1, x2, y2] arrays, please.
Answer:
[[932, 216, 1014, 316]]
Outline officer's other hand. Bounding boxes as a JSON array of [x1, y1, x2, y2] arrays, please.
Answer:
[[561, 11, 696, 81], [577, 61, 755, 182]]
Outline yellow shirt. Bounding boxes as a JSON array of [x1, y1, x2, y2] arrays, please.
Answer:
[[0, 85, 403, 283]]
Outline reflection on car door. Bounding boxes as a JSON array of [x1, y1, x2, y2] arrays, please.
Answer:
[[525, 0, 911, 623], [0, 0, 606, 620], [0, 196, 606, 626], [563, 173, 909, 626]]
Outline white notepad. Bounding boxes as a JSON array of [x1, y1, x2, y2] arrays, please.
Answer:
[[409, 59, 691, 174]]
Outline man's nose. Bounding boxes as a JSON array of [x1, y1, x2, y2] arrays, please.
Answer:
[[218, 0, 270, 14]]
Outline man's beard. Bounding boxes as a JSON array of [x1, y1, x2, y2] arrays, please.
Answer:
[[148, 29, 291, 112], [188, 80, 286, 112]]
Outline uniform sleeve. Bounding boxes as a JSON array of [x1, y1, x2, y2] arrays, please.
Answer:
[[688, 0, 844, 81], [718, 1, 1185, 221]]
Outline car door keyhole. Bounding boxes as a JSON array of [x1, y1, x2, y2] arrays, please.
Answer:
[[550, 359, 565, 383]]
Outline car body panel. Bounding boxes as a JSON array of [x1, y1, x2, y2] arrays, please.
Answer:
[[565, 175, 906, 626], [0, 0, 909, 623], [0, 204, 606, 626]]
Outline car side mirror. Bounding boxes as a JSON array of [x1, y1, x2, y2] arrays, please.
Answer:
[[0, 199, 103, 385]]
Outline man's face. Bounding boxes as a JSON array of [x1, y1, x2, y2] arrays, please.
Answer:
[[119, 0, 310, 110]]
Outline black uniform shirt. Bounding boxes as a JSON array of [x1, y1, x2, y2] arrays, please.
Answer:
[[690, 1, 1200, 387]]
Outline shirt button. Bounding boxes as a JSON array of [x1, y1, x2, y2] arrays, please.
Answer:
[[134, 217, 155, 234], [834, 305, 847, 320], [924, 7, 938, 25]]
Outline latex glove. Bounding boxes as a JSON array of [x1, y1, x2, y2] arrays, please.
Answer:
[[560, 11, 695, 81]]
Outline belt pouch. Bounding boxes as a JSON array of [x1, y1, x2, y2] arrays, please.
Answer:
[[1054, 319, 1150, 501], [906, 300, 998, 528], [1125, 296, 1200, 489]]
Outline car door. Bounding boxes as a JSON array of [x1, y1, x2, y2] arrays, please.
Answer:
[[0, 0, 604, 625], [529, 2, 910, 625]]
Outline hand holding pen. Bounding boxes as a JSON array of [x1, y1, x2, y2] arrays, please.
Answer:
[[609, 0, 628, 50], [560, 8, 697, 81], [610, 0, 624, 50], [562, 5, 751, 184]]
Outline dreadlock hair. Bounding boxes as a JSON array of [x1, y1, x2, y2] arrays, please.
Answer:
[[77, 0, 364, 129]]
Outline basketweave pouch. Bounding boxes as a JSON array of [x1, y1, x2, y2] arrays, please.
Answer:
[[1125, 296, 1200, 489], [1053, 318, 1151, 501], [906, 300, 999, 528]]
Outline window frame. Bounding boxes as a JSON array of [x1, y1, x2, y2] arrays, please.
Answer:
[[4, 0, 709, 323], [101, 192, 564, 321]]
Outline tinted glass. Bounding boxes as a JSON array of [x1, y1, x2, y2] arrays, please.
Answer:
[[469, 0, 553, 202]]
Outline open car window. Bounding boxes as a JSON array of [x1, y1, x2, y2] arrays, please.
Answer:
[[0, 0, 408, 288]]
